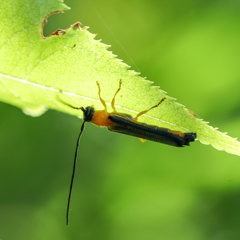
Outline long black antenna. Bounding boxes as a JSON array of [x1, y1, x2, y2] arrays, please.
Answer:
[[57, 96, 86, 225], [66, 120, 85, 225]]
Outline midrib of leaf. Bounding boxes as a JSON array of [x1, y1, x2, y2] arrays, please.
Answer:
[[0, 72, 186, 128]]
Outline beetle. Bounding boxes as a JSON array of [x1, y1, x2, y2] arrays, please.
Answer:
[[59, 80, 196, 225]]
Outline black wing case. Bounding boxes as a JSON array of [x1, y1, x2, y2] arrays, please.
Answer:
[[108, 115, 196, 147]]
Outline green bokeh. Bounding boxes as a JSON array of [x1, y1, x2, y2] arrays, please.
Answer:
[[1, 0, 240, 239]]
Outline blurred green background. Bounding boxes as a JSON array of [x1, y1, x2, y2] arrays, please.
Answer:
[[1, 0, 240, 239]]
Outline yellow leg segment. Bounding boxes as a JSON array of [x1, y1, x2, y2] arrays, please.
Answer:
[[96, 81, 107, 110], [111, 80, 122, 112], [133, 97, 166, 121]]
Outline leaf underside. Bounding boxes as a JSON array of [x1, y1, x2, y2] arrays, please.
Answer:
[[0, 0, 239, 156]]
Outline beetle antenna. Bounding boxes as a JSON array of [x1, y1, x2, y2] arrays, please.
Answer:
[[66, 120, 85, 225], [56, 94, 86, 225]]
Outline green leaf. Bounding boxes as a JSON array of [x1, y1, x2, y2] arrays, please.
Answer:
[[0, 0, 239, 156]]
